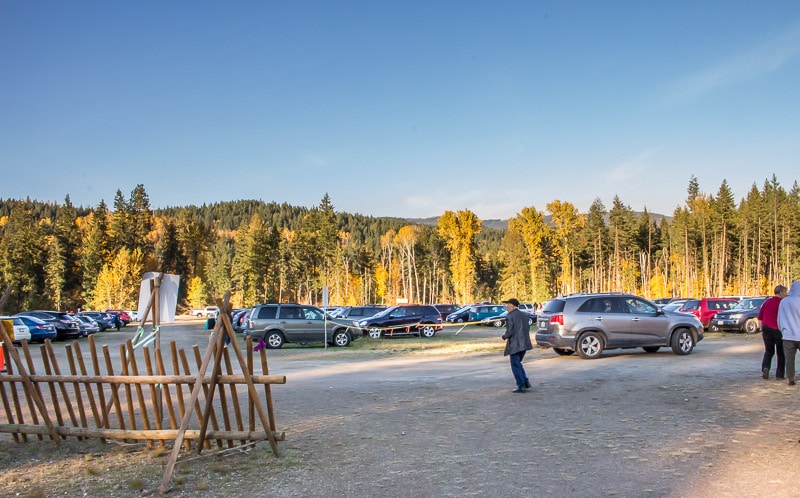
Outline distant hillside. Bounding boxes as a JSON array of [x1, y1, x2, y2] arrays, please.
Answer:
[[403, 212, 670, 229]]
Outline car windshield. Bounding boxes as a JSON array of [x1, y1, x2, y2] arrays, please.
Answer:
[[735, 298, 765, 310]]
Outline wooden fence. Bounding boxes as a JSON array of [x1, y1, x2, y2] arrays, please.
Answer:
[[0, 309, 285, 495]]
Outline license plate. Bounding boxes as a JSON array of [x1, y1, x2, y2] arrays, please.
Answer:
[[538, 321, 548, 330]]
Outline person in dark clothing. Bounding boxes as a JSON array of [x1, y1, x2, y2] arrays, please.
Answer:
[[758, 284, 787, 379], [501, 298, 534, 393], [114, 313, 122, 331]]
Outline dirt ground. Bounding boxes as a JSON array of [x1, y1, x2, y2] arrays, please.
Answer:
[[2, 321, 800, 497]]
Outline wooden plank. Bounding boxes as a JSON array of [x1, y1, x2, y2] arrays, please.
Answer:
[[125, 341, 152, 447], [0, 423, 285, 441], [20, 341, 44, 441], [143, 346, 164, 447], [103, 345, 127, 437], [191, 345, 222, 449], [119, 344, 137, 434], [65, 344, 88, 439]]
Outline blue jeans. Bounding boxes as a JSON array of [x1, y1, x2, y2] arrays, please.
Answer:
[[509, 351, 528, 387]]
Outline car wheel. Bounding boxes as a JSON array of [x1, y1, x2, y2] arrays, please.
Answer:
[[528, 317, 533, 325], [333, 330, 351, 347], [493, 320, 503, 328], [577, 332, 604, 359], [671, 329, 695, 355], [457, 318, 464, 323], [368, 327, 382, 339], [265, 331, 285, 349], [419, 325, 437, 338], [553, 348, 575, 356], [643, 346, 660, 353], [744, 318, 760, 334]]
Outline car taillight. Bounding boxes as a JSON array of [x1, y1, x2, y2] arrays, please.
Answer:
[[551, 314, 564, 326]]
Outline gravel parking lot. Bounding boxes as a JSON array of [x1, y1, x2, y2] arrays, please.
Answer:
[[3, 321, 800, 497]]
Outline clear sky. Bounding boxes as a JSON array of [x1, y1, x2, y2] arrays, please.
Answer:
[[2, 1, 799, 220]]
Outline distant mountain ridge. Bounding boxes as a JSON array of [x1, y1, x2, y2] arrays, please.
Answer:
[[403, 212, 670, 229]]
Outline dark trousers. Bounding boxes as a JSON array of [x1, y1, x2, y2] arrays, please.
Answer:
[[762, 326, 785, 377], [784, 339, 800, 382], [509, 351, 528, 388]]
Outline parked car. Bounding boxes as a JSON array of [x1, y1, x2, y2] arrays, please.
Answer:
[[433, 304, 460, 320], [535, 293, 704, 359], [677, 298, 739, 329], [445, 305, 472, 323], [469, 304, 506, 322], [15, 315, 57, 342], [244, 303, 359, 349], [0, 316, 32, 343], [480, 310, 536, 328], [74, 314, 100, 336], [232, 308, 250, 333], [333, 305, 387, 321], [357, 305, 443, 339], [77, 311, 114, 331], [710, 296, 769, 334], [15, 311, 81, 341], [105, 310, 131, 326]]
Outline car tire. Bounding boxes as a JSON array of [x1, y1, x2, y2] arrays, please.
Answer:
[[553, 348, 575, 356], [671, 329, 695, 355], [577, 332, 604, 359], [527, 317, 533, 325], [493, 320, 503, 328], [332, 330, 351, 347], [457, 318, 464, 323], [265, 331, 285, 349], [744, 318, 759, 334], [643, 346, 661, 353], [419, 325, 437, 338], [368, 327, 382, 339]]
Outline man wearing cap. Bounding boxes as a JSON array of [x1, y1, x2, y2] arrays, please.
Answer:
[[501, 298, 533, 393]]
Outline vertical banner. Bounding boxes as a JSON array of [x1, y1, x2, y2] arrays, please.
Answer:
[[322, 286, 329, 308], [138, 272, 181, 323]]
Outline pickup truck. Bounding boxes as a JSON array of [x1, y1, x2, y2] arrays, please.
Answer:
[[191, 306, 219, 318]]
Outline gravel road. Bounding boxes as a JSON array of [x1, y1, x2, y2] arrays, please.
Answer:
[[3, 322, 800, 497]]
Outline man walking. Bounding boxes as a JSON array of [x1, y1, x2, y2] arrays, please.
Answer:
[[758, 284, 787, 379], [778, 281, 800, 386], [501, 298, 533, 393]]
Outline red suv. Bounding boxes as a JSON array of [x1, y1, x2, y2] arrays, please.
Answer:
[[678, 298, 739, 329]]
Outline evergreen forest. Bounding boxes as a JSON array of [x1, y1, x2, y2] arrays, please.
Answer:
[[1, 174, 798, 315]]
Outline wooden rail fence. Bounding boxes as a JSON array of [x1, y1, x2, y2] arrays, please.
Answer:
[[0, 309, 286, 494]]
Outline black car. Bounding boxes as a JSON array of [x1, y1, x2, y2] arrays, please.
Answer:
[[356, 304, 443, 339], [709, 296, 768, 334], [433, 304, 460, 320], [445, 305, 472, 323], [332, 305, 387, 320], [78, 311, 114, 331], [16, 310, 81, 341]]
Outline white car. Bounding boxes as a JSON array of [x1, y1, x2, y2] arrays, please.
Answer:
[[0, 316, 32, 343]]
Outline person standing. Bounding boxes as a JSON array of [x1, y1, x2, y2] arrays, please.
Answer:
[[778, 281, 800, 386], [758, 284, 787, 379], [501, 298, 533, 393]]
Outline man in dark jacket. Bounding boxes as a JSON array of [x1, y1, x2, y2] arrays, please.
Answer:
[[501, 298, 534, 393]]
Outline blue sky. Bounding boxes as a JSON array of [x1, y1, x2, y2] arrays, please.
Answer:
[[2, 1, 799, 220]]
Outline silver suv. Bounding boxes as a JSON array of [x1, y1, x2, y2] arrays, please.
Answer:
[[535, 293, 704, 359], [244, 303, 360, 349]]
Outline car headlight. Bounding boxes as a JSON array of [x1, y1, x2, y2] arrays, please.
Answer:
[[358, 320, 367, 327], [729, 313, 742, 320]]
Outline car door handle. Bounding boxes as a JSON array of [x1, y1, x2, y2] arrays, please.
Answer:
[[631, 317, 641, 322]]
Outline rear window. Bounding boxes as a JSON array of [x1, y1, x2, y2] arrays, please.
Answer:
[[541, 300, 566, 313]]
